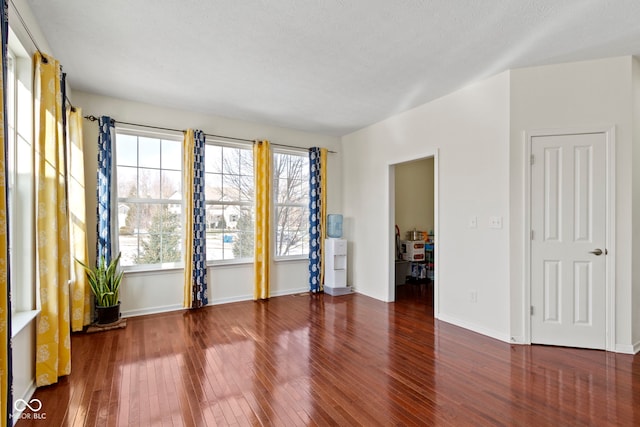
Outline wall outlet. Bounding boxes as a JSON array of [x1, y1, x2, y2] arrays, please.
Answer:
[[489, 216, 503, 229], [470, 290, 478, 303], [468, 216, 477, 229]]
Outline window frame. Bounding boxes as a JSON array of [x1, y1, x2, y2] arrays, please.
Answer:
[[204, 139, 255, 266], [272, 147, 310, 261], [114, 126, 185, 272], [7, 38, 40, 331], [7, 48, 17, 314]]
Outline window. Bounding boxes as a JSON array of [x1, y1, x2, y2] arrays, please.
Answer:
[[273, 151, 309, 258], [204, 143, 254, 262], [7, 50, 16, 313], [7, 46, 36, 316], [115, 134, 311, 266], [115, 130, 183, 268]]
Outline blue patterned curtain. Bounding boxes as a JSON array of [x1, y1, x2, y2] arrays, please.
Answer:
[[97, 116, 116, 263], [308, 147, 327, 292], [183, 129, 208, 308]]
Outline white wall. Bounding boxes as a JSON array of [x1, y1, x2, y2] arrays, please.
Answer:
[[73, 91, 342, 316], [342, 72, 511, 342], [509, 56, 636, 351], [633, 57, 640, 351]]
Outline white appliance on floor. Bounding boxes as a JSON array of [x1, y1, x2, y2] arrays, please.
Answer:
[[324, 238, 351, 296]]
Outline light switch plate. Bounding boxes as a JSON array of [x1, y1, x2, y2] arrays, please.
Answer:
[[468, 216, 477, 229]]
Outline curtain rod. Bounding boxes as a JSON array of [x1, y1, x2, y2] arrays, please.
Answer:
[[83, 115, 337, 153], [9, 0, 76, 112]]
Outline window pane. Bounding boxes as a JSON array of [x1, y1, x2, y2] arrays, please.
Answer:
[[118, 202, 140, 266], [276, 206, 309, 257], [205, 173, 223, 201], [239, 176, 253, 201], [205, 144, 254, 262], [239, 149, 253, 176], [136, 204, 182, 265], [236, 207, 254, 233], [116, 134, 138, 166], [223, 147, 241, 175], [139, 136, 161, 168], [206, 205, 225, 230], [274, 152, 310, 258], [161, 170, 181, 199], [290, 179, 305, 203], [276, 178, 288, 203], [138, 168, 161, 199], [206, 230, 224, 261], [117, 166, 138, 198], [205, 144, 223, 173], [222, 173, 239, 200], [161, 139, 182, 171], [234, 231, 254, 258]]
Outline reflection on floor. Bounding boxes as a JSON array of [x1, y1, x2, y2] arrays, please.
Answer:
[[395, 279, 434, 313]]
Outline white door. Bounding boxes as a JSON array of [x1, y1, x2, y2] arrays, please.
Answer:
[[530, 132, 607, 349]]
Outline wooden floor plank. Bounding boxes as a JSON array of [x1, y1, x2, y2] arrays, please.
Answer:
[[16, 291, 640, 426]]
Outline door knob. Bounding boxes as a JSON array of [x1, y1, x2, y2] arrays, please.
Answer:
[[590, 249, 603, 256]]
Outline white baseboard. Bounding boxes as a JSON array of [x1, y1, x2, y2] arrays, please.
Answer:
[[12, 380, 36, 426], [208, 294, 253, 306], [436, 313, 511, 344], [509, 335, 527, 345], [122, 287, 311, 318], [272, 287, 309, 297], [615, 342, 639, 354], [121, 304, 184, 318]]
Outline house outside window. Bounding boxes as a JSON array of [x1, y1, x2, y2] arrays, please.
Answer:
[[115, 130, 183, 268]]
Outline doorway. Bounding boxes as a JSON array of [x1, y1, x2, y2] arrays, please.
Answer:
[[525, 127, 615, 351], [390, 155, 437, 310]]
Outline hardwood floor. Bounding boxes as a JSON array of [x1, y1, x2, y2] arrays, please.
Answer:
[[17, 290, 640, 426]]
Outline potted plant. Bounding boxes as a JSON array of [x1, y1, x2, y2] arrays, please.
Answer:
[[76, 252, 124, 325]]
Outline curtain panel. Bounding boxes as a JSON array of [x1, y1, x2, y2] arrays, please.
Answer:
[[97, 116, 118, 263], [308, 147, 327, 292], [183, 129, 208, 308], [0, 0, 11, 424], [253, 140, 271, 300], [68, 107, 90, 330], [34, 53, 71, 387]]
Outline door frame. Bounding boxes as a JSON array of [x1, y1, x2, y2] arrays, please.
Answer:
[[388, 149, 439, 315], [523, 126, 616, 351]]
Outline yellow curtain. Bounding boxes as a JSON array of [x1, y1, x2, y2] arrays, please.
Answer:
[[34, 53, 71, 387], [0, 34, 9, 427], [183, 130, 195, 308], [68, 107, 90, 331], [253, 140, 271, 300]]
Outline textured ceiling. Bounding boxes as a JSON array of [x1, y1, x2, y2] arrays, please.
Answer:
[[24, 0, 640, 136]]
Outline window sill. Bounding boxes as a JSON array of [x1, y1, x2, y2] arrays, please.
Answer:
[[11, 309, 40, 338], [274, 256, 308, 263], [123, 264, 184, 275]]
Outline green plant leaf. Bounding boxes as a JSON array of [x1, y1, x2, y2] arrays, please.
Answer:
[[75, 252, 124, 307]]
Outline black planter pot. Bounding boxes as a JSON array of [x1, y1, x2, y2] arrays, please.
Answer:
[[95, 302, 121, 325]]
